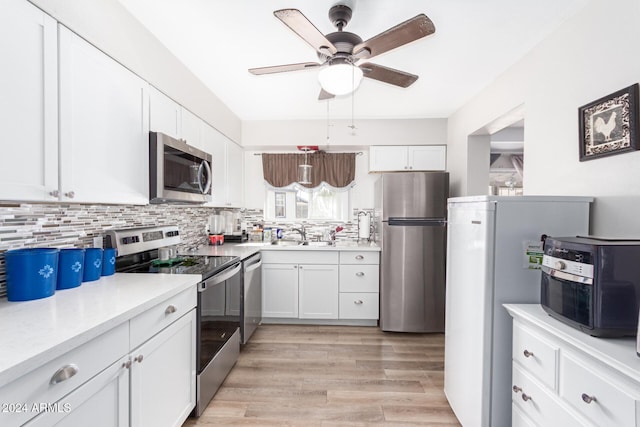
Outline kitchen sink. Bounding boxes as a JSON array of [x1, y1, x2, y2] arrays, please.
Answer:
[[270, 240, 303, 246], [302, 241, 335, 247]]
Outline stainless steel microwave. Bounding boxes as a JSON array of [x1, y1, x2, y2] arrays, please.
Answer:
[[149, 132, 212, 204]]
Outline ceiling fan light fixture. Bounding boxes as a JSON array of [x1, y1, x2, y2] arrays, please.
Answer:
[[318, 63, 363, 96]]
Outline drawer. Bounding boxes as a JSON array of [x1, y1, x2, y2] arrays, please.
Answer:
[[0, 322, 128, 427], [559, 352, 639, 427], [339, 251, 379, 265], [512, 364, 583, 427], [339, 292, 379, 319], [130, 286, 197, 349], [513, 323, 558, 389], [339, 265, 379, 292], [261, 250, 338, 264]]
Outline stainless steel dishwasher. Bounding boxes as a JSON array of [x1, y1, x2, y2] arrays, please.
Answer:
[[241, 252, 262, 344]]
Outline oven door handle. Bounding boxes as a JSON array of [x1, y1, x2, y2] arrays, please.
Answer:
[[245, 258, 262, 273], [200, 262, 241, 290]]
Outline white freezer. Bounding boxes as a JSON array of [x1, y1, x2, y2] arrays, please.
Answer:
[[443, 195, 592, 427]]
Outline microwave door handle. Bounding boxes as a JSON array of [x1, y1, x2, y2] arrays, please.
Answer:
[[199, 160, 212, 195]]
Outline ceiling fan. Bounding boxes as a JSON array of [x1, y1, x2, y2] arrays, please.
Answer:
[[248, 5, 435, 100]]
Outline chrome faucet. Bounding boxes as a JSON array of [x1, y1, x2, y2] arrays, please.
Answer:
[[291, 226, 306, 241]]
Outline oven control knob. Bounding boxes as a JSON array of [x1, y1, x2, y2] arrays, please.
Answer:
[[554, 260, 567, 270]]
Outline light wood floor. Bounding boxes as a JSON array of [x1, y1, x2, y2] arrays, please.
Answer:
[[184, 324, 461, 426]]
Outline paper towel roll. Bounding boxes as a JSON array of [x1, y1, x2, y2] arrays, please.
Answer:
[[358, 214, 370, 239]]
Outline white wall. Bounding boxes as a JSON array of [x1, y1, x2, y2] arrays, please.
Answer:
[[29, 0, 241, 143], [243, 118, 447, 149], [447, 0, 640, 237]]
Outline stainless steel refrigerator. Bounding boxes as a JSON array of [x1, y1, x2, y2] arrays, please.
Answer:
[[374, 172, 449, 332]]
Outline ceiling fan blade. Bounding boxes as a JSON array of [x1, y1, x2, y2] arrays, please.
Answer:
[[360, 63, 418, 88], [249, 62, 321, 75], [318, 89, 335, 100], [353, 14, 435, 61], [274, 9, 338, 56]]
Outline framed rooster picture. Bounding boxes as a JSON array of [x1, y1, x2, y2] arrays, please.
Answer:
[[579, 83, 639, 161]]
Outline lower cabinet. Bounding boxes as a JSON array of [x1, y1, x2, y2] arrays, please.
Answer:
[[130, 308, 196, 427], [24, 356, 130, 427], [1, 287, 197, 427], [298, 264, 339, 319], [262, 250, 379, 322], [506, 305, 640, 427]]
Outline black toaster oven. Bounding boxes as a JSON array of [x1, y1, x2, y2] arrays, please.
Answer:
[[540, 236, 640, 337]]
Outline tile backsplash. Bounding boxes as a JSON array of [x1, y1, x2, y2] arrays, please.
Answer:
[[0, 203, 372, 298]]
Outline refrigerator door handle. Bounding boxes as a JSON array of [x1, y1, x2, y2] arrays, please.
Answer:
[[388, 218, 447, 227]]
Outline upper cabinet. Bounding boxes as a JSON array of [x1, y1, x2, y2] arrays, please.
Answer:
[[369, 145, 446, 172], [0, 0, 59, 202], [58, 26, 149, 204], [149, 87, 181, 140], [225, 141, 244, 207]]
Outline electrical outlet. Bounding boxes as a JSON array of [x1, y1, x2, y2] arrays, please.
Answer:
[[93, 236, 103, 248]]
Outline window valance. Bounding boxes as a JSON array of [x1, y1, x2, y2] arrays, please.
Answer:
[[262, 152, 356, 190]]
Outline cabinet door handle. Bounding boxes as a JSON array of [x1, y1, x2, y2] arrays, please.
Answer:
[[523, 349, 534, 358], [134, 355, 144, 363], [355, 255, 364, 260], [165, 305, 177, 315], [356, 272, 365, 277], [299, 266, 303, 269], [50, 364, 79, 385], [64, 191, 75, 199], [512, 385, 522, 394], [122, 360, 132, 369], [354, 300, 363, 305], [521, 393, 532, 402], [581, 393, 596, 404], [294, 265, 298, 269], [49, 190, 59, 197]]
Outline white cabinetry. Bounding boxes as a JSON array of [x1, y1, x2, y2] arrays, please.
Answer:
[[369, 145, 446, 172], [58, 26, 149, 204], [262, 263, 299, 318], [0, 287, 197, 427], [130, 308, 196, 427], [225, 141, 245, 207], [262, 251, 339, 320], [338, 251, 380, 320], [262, 250, 379, 323], [0, 0, 58, 201], [505, 304, 640, 427], [149, 87, 181, 139], [299, 264, 339, 319]]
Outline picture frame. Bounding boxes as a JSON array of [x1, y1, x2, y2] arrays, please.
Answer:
[[579, 83, 639, 161]]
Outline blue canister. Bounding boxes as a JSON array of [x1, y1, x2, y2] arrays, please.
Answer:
[[102, 248, 117, 276], [83, 248, 103, 282], [276, 228, 283, 239], [5, 248, 59, 301], [57, 248, 85, 290]]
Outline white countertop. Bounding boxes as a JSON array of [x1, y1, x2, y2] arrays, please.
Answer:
[[186, 241, 380, 258], [504, 304, 640, 383], [0, 273, 200, 387]]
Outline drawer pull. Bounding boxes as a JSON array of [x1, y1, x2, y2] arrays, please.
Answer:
[[356, 272, 365, 277], [354, 300, 363, 305], [50, 364, 79, 385], [512, 385, 522, 393], [521, 393, 532, 402], [523, 349, 534, 358], [134, 355, 144, 363], [581, 393, 596, 404], [355, 255, 364, 260], [165, 305, 177, 315]]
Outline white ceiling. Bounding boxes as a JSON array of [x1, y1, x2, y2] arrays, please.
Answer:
[[117, 0, 589, 121]]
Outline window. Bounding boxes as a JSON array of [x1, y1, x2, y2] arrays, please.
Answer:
[[265, 184, 350, 222]]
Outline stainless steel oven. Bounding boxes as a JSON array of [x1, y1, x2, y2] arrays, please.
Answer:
[[149, 131, 212, 204], [107, 225, 241, 416]]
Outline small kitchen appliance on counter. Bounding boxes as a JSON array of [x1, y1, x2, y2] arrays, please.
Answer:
[[541, 236, 640, 337], [105, 225, 242, 417]]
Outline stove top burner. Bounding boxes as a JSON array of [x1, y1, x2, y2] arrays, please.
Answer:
[[117, 254, 239, 279]]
